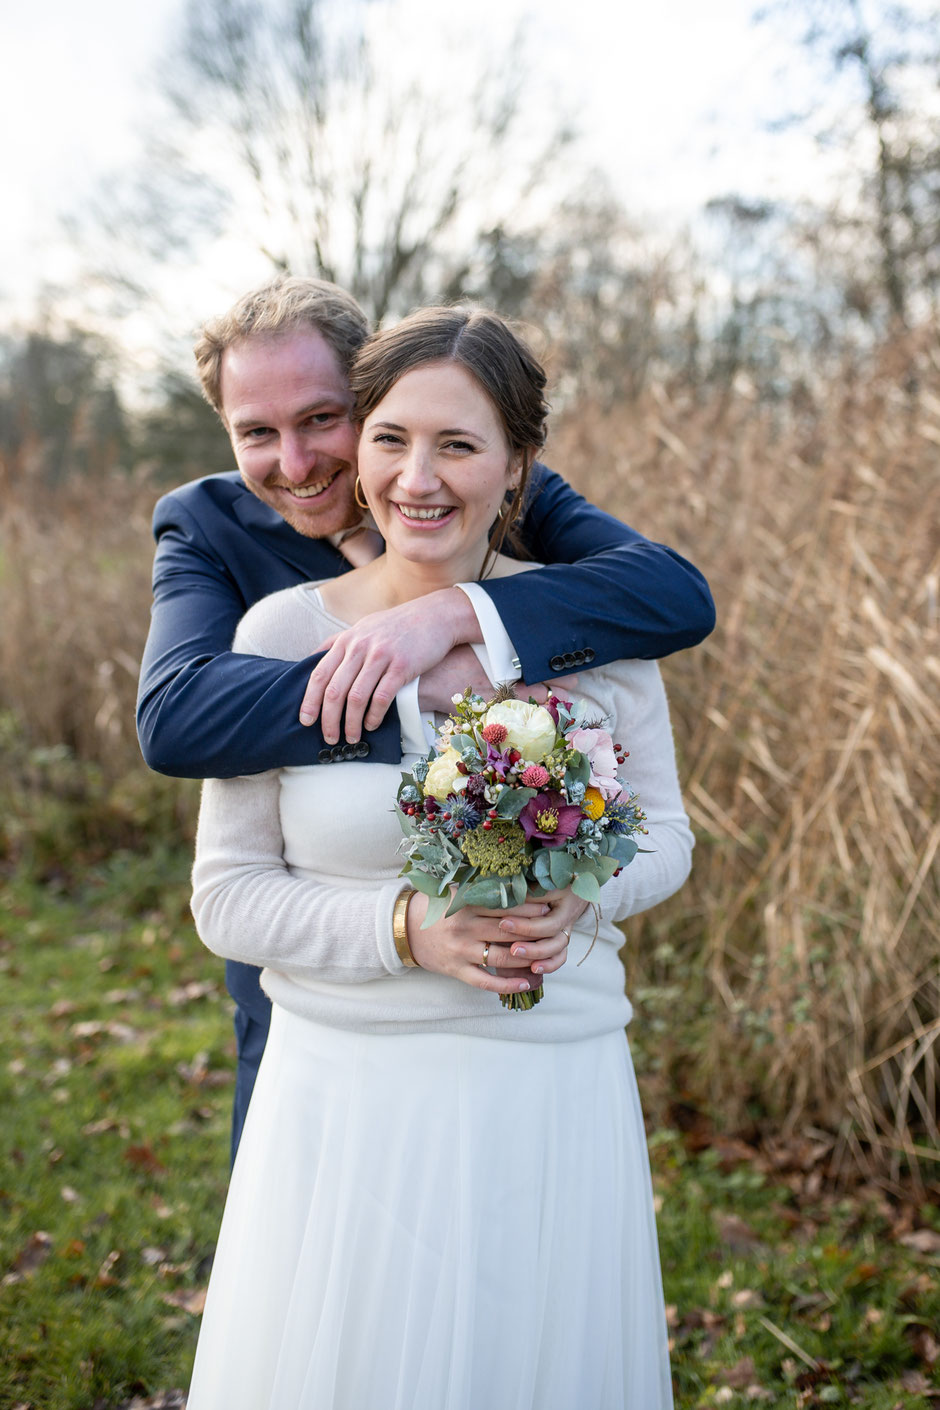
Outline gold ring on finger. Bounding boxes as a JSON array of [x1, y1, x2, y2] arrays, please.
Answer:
[[481, 942, 491, 968]]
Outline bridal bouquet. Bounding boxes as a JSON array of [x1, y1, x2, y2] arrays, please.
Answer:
[[396, 688, 646, 1009]]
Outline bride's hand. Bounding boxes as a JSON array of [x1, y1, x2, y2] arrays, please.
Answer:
[[405, 894, 571, 995]]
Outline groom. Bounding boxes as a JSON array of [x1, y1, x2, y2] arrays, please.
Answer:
[[137, 274, 715, 1158]]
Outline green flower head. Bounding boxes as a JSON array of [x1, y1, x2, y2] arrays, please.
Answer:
[[460, 819, 531, 877]]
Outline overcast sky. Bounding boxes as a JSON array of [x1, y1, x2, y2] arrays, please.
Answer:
[[0, 0, 886, 343]]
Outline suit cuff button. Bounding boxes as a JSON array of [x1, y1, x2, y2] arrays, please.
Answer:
[[584, 648, 595, 664], [549, 654, 565, 671], [356, 741, 370, 757], [318, 748, 333, 764]]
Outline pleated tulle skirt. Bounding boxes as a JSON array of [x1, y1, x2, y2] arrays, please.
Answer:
[[186, 1006, 673, 1410]]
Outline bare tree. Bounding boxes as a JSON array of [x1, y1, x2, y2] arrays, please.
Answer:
[[80, 0, 575, 328], [757, 0, 940, 329]]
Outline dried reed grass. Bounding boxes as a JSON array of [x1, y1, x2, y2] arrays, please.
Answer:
[[548, 329, 940, 1187], [1, 331, 937, 1180], [0, 440, 156, 775]]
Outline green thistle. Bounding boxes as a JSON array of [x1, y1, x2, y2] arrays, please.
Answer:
[[460, 820, 530, 876]]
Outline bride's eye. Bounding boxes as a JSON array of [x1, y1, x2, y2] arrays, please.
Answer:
[[444, 439, 475, 454], [371, 432, 404, 446]]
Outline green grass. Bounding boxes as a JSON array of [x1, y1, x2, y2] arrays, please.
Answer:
[[1, 848, 938, 1409]]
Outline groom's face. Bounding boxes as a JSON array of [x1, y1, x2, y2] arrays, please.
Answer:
[[220, 327, 361, 538]]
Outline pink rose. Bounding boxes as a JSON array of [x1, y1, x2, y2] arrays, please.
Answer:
[[567, 727, 622, 800]]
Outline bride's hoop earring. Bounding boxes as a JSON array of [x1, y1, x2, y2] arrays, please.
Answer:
[[354, 475, 369, 511]]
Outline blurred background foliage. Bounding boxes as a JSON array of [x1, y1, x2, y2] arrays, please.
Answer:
[[1, 0, 938, 1191]]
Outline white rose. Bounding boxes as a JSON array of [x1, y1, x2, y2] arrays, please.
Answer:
[[483, 699, 557, 762], [423, 747, 467, 802]]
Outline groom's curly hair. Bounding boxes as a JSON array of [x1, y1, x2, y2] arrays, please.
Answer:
[[194, 275, 370, 418]]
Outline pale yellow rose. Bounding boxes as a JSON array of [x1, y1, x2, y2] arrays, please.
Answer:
[[483, 699, 557, 762], [423, 747, 468, 802]]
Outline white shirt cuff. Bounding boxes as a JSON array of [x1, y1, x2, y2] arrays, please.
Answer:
[[456, 582, 522, 687], [395, 674, 435, 753]]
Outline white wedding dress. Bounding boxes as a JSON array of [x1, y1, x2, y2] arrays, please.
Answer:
[[185, 585, 683, 1410]]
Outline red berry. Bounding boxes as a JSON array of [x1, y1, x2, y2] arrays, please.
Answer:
[[508, 749, 521, 764], [483, 820, 493, 830], [488, 808, 498, 818], [442, 812, 451, 821], [456, 761, 468, 775]]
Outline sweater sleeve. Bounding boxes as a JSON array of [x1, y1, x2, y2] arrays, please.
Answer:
[[189, 595, 408, 980], [190, 770, 406, 982], [578, 660, 694, 925]]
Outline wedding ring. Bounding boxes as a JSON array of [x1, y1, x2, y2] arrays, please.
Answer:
[[481, 942, 491, 968]]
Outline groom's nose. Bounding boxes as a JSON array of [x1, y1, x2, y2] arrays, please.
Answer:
[[280, 431, 315, 483]]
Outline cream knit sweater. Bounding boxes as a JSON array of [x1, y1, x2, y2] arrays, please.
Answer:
[[191, 581, 694, 1041]]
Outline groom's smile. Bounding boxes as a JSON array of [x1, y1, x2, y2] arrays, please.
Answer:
[[221, 327, 361, 539]]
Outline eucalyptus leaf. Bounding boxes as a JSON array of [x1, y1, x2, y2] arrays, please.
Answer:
[[565, 754, 591, 789], [571, 870, 601, 903], [610, 836, 639, 867], [495, 786, 536, 819], [461, 876, 505, 909], [407, 870, 444, 899], [532, 849, 553, 886], [510, 872, 529, 906], [548, 849, 575, 888], [421, 892, 452, 928]]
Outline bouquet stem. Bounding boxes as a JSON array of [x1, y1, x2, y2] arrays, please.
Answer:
[[500, 982, 543, 1011]]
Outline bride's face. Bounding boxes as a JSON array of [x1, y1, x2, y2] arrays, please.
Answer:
[[357, 360, 520, 579]]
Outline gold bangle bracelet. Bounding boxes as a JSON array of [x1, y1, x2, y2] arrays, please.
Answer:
[[393, 889, 419, 968]]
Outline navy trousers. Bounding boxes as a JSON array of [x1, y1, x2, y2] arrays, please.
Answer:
[[226, 960, 272, 1166]]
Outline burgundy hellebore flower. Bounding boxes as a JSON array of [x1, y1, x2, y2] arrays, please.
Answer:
[[519, 790, 582, 849]]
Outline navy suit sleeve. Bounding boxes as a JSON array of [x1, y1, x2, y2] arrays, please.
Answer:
[[478, 465, 715, 679], [136, 494, 401, 779]]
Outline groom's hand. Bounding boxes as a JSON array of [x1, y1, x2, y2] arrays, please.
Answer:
[[299, 586, 478, 744]]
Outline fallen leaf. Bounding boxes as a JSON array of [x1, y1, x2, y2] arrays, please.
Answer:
[[167, 980, 217, 1006], [11, 1230, 53, 1276], [70, 1020, 138, 1042], [720, 1356, 758, 1388], [899, 1228, 940, 1256], [124, 1144, 167, 1175], [82, 1117, 128, 1136], [717, 1213, 766, 1252], [907, 1326, 940, 1366], [116, 1392, 187, 1409], [48, 999, 79, 1018], [161, 1286, 207, 1315], [94, 1249, 122, 1288]]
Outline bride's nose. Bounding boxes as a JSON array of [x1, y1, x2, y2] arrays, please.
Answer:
[[395, 445, 442, 495]]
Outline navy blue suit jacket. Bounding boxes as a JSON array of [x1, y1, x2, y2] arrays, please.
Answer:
[[137, 463, 714, 779], [137, 462, 713, 1027]]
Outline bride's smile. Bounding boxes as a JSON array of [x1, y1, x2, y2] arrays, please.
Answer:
[[357, 359, 521, 585]]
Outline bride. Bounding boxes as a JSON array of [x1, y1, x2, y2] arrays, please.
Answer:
[[185, 307, 693, 1409]]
